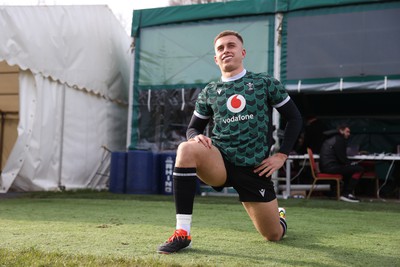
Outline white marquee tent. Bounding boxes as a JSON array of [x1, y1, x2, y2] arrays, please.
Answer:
[[0, 5, 131, 192]]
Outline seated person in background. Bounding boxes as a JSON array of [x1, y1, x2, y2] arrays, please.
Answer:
[[319, 125, 364, 203]]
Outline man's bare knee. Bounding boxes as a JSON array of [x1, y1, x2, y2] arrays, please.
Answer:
[[259, 227, 283, 242], [263, 232, 282, 242], [176, 141, 197, 166], [177, 141, 195, 156]]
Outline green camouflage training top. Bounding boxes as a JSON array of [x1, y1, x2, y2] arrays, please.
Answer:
[[194, 71, 289, 166]]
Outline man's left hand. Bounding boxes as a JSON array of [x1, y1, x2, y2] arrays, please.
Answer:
[[254, 153, 288, 177]]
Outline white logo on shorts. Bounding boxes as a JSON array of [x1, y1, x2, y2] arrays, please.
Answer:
[[259, 189, 265, 197]]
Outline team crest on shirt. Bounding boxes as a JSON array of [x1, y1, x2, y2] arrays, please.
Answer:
[[227, 94, 246, 113], [246, 82, 254, 91]]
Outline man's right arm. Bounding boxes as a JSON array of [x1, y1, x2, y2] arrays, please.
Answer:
[[186, 114, 210, 140]]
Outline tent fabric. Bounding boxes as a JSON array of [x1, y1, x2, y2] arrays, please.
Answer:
[[282, 2, 400, 92], [132, 0, 279, 37], [0, 6, 131, 192], [284, 0, 387, 11], [136, 15, 274, 89], [131, 88, 200, 152], [0, 6, 130, 102], [131, 8, 275, 150], [129, 0, 400, 152], [2, 72, 65, 191], [132, 0, 400, 92], [286, 78, 400, 93], [131, 0, 387, 37]]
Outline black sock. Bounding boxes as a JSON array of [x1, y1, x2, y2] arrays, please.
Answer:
[[173, 167, 197, 214], [280, 218, 287, 238]]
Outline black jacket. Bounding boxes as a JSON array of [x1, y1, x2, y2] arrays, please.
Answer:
[[319, 131, 350, 170]]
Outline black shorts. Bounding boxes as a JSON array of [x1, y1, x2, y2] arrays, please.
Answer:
[[213, 157, 276, 202]]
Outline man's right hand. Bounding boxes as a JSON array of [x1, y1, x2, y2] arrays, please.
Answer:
[[189, 134, 212, 149]]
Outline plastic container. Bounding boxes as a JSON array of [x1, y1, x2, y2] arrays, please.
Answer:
[[126, 150, 160, 194], [159, 152, 176, 195], [109, 151, 127, 194]]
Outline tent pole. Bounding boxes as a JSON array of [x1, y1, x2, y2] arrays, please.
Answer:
[[58, 85, 66, 190], [272, 12, 283, 152], [273, 12, 286, 197], [126, 38, 135, 150]]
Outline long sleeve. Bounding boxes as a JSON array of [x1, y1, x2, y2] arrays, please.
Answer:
[[186, 114, 210, 140], [334, 135, 350, 165], [276, 99, 303, 155]]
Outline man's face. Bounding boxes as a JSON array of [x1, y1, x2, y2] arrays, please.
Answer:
[[340, 127, 351, 139], [214, 35, 246, 73]]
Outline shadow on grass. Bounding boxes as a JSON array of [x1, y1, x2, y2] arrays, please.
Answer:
[[278, 229, 399, 267], [187, 233, 399, 267], [281, 198, 400, 212]]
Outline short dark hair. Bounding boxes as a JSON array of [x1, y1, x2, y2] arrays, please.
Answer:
[[214, 30, 244, 45], [337, 124, 349, 131]]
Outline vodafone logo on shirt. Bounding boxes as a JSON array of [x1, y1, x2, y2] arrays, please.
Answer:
[[227, 94, 246, 113], [223, 94, 254, 124]]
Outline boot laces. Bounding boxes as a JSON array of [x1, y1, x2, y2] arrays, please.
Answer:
[[168, 229, 188, 242]]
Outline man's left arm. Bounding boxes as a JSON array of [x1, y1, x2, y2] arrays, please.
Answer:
[[254, 98, 302, 177], [276, 98, 303, 155]]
